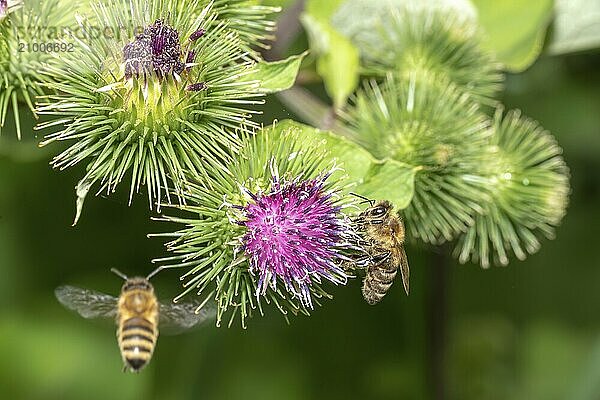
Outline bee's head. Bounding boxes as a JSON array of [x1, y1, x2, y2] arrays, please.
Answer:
[[111, 268, 154, 292], [121, 277, 154, 293], [368, 200, 393, 218]]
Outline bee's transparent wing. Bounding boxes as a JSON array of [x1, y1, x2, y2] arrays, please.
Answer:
[[399, 246, 410, 296], [159, 300, 216, 334], [55, 285, 118, 320]]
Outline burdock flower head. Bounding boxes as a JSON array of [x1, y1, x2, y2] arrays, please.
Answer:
[[241, 168, 348, 308], [36, 0, 274, 223], [0, 0, 70, 138], [454, 109, 570, 267], [342, 72, 490, 244], [333, 7, 503, 105], [153, 124, 356, 327]]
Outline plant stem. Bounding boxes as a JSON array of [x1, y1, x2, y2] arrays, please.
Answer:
[[427, 247, 449, 400], [264, 0, 348, 134], [276, 86, 352, 134], [263, 0, 306, 61]]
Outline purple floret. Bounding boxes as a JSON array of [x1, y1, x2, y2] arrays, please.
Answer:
[[123, 19, 185, 79], [240, 173, 350, 308], [189, 29, 205, 42], [185, 50, 197, 65], [186, 82, 207, 91]]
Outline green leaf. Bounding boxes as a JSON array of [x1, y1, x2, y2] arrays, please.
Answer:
[[471, 0, 554, 72], [269, 120, 418, 209], [300, 14, 360, 108], [355, 161, 418, 209], [257, 0, 292, 6], [316, 34, 359, 109], [306, 0, 345, 20], [331, 0, 478, 55], [274, 119, 373, 184], [249, 53, 307, 93], [547, 0, 600, 55], [273, 120, 417, 208], [300, 14, 329, 54], [316, 130, 373, 182]]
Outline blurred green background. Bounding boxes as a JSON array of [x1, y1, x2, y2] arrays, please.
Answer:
[[2, 7, 600, 400]]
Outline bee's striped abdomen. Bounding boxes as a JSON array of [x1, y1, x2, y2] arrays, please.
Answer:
[[118, 316, 158, 371], [362, 263, 398, 305]]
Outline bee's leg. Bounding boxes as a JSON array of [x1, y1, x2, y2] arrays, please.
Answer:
[[371, 249, 391, 266], [351, 215, 363, 223], [338, 260, 359, 277], [354, 248, 391, 268], [356, 238, 372, 247], [351, 219, 368, 231], [347, 239, 371, 251], [354, 254, 373, 268]]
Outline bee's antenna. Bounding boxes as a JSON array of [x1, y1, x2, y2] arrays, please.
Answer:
[[110, 268, 129, 280], [145, 266, 163, 281], [349, 192, 375, 206]]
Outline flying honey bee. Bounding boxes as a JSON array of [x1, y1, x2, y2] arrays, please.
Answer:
[[351, 195, 410, 305], [55, 268, 215, 372]]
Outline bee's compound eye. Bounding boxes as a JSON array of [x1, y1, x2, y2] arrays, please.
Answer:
[[372, 206, 386, 217]]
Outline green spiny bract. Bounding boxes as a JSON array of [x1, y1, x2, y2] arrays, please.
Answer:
[[152, 125, 356, 328], [342, 73, 491, 244], [212, 0, 279, 56], [0, 0, 75, 138], [359, 9, 503, 106], [454, 109, 570, 268], [36, 0, 275, 222]]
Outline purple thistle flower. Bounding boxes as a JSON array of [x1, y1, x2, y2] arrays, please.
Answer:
[[123, 19, 185, 79], [0, 0, 6, 16], [239, 172, 350, 308]]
